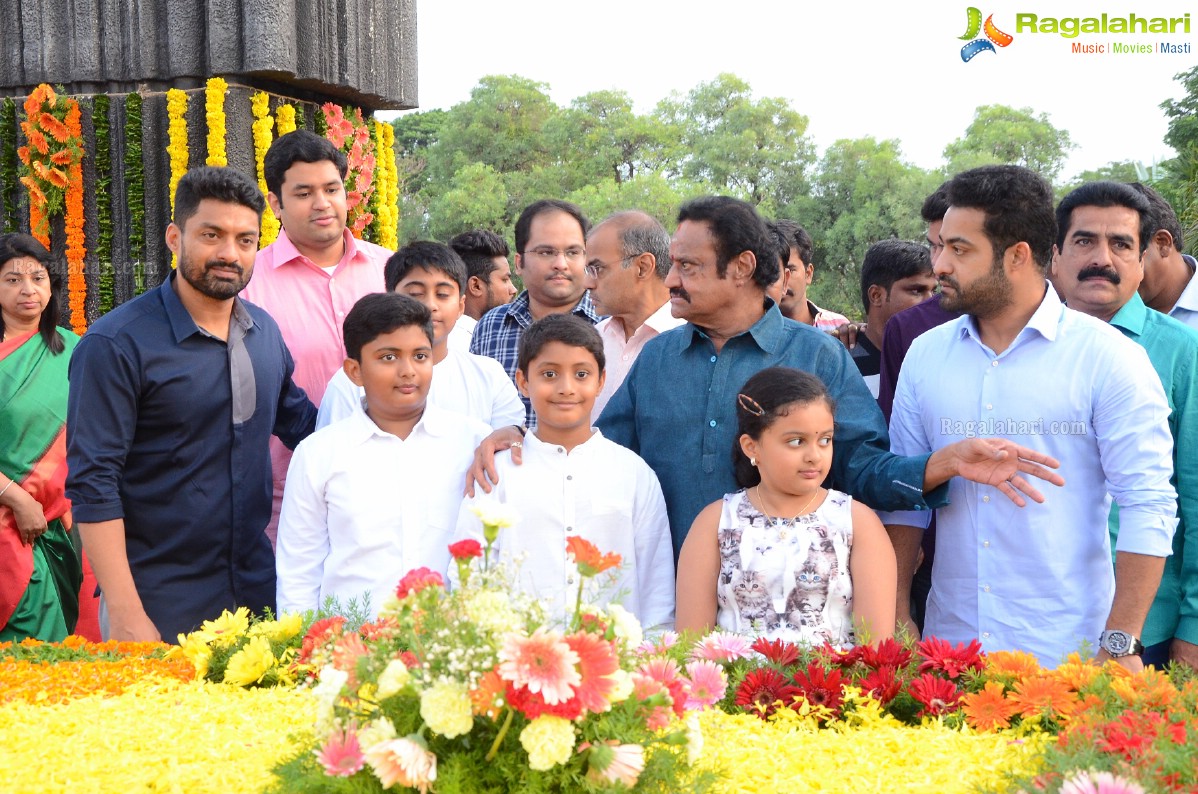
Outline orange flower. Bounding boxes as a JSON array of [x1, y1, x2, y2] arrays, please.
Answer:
[[27, 128, 49, 155], [1008, 674, 1079, 718], [0, 657, 193, 705], [566, 536, 622, 577], [39, 111, 71, 142], [470, 668, 506, 719], [1109, 668, 1178, 709], [50, 149, 72, 165], [16, 145, 30, 164], [1052, 659, 1101, 692], [984, 650, 1041, 682], [962, 680, 1021, 731], [47, 167, 69, 189]]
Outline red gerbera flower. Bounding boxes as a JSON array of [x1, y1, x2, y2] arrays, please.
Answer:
[[298, 616, 346, 666], [858, 665, 902, 705], [735, 668, 800, 719], [817, 642, 863, 669], [506, 681, 585, 720], [792, 663, 845, 720], [751, 636, 800, 666], [909, 672, 963, 717], [916, 637, 985, 679], [859, 638, 913, 670]]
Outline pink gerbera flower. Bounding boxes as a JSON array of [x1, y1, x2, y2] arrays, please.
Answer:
[[636, 657, 688, 717], [498, 630, 581, 705], [636, 630, 678, 656], [363, 736, 437, 792], [683, 660, 728, 709], [690, 631, 753, 663], [315, 728, 365, 777], [1059, 771, 1146, 794], [563, 631, 620, 714], [394, 567, 444, 600]]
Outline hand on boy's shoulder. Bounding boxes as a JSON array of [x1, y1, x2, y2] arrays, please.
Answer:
[[465, 424, 526, 497]]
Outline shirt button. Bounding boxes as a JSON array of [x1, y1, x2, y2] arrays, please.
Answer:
[[982, 585, 991, 593], [557, 447, 565, 454], [982, 631, 991, 639], [566, 526, 573, 532], [986, 403, 993, 410], [983, 541, 990, 548], [991, 360, 998, 367], [708, 419, 716, 428], [982, 495, 990, 503], [566, 475, 572, 481], [622, 354, 630, 361], [709, 356, 717, 363], [567, 577, 575, 585]]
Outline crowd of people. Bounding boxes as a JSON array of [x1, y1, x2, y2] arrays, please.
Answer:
[[2, 128, 1195, 673]]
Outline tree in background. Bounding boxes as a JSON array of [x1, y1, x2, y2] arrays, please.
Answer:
[[1159, 64, 1198, 253], [944, 105, 1074, 184]]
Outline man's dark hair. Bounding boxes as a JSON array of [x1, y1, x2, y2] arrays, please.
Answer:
[[343, 292, 433, 361], [859, 239, 933, 314], [517, 313, 605, 376], [385, 241, 468, 293], [448, 229, 511, 282], [677, 196, 780, 288], [765, 222, 790, 274], [732, 367, 836, 488], [514, 200, 590, 255], [1055, 181, 1153, 254], [605, 211, 671, 280], [921, 182, 951, 224], [0, 232, 66, 354], [945, 165, 1057, 270], [771, 219, 814, 267], [263, 130, 349, 201], [173, 166, 265, 230], [1127, 182, 1185, 250]]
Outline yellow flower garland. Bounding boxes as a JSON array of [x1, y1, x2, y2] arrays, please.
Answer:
[[166, 88, 189, 269], [204, 77, 228, 167], [275, 103, 297, 137], [251, 91, 280, 246], [373, 119, 399, 250]]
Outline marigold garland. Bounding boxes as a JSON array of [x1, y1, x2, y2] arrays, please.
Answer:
[[63, 100, 86, 333], [166, 88, 189, 270], [251, 91, 280, 247], [380, 120, 399, 250], [204, 77, 228, 167], [275, 103, 297, 136], [16, 83, 83, 246]]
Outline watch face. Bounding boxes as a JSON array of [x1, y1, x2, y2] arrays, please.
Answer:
[[1104, 631, 1131, 654]]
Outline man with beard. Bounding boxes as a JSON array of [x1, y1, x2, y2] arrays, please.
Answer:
[[883, 166, 1177, 669], [1051, 181, 1198, 669], [470, 199, 600, 427], [66, 167, 316, 642]]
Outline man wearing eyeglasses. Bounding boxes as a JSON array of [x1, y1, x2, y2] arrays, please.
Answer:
[[470, 199, 601, 426], [583, 211, 684, 418]]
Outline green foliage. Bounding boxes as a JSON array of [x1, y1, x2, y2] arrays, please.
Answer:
[[943, 104, 1074, 183], [426, 162, 510, 241], [93, 95, 114, 313], [0, 641, 166, 663], [0, 98, 17, 233], [124, 93, 145, 294], [1158, 65, 1198, 253]]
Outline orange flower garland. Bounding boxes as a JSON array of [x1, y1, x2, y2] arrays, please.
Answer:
[[16, 83, 83, 247], [64, 99, 87, 333]]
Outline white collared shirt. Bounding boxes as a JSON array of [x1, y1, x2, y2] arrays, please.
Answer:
[[448, 315, 477, 352], [594, 301, 685, 419], [454, 430, 675, 631], [277, 405, 492, 616], [317, 348, 526, 430], [883, 284, 1176, 666], [1170, 260, 1198, 331]]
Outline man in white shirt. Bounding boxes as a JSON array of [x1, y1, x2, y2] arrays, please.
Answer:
[[884, 165, 1177, 669], [456, 314, 674, 631], [583, 211, 684, 418], [1130, 182, 1198, 331], [318, 242, 526, 430], [447, 229, 518, 352], [278, 294, 491, 616]]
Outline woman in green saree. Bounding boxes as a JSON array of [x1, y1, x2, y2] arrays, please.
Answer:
[[0, 233, 82, 642]]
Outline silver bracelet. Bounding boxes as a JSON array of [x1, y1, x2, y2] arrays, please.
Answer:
[[0, 478, 13, 499]]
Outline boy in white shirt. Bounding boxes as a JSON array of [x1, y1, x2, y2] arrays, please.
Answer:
[[455, 314, 675, 630], [317, 241, 525, 430], [277, 293, 492, 616]]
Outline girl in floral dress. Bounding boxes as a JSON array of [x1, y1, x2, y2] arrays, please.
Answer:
[[675, 367, 896, 647]]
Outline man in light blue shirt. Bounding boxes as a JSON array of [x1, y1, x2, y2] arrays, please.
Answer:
[[885, 166, 1177, 669], [1052, 180, 1198, 670]]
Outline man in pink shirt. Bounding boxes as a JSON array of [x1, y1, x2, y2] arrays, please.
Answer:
[[241, 130, 392, 544], [583, 211, 684, 418]]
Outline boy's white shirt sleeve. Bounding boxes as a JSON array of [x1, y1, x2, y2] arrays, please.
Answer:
[[477, 354, 526, 429], [316, 367, 363, 430], [276, 434, 331, 614], [631, 462, 676, 633]]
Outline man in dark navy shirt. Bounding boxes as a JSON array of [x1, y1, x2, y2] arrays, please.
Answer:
[[66, 167, 316, 642]]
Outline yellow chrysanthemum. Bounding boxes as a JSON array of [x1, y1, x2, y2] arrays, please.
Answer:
[[520, 715, 576, 771], [376, 658, 411, 700], [464, 590, 522, 635], [248, 612, 303, 643], [174, 634, 213, 680], [223, 636, 276, 687], [198, 607, 251, 648], [419, 680, 473, 738]]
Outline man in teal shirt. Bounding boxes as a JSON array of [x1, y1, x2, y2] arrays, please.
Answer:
[[1053, 181, 1198, 669]]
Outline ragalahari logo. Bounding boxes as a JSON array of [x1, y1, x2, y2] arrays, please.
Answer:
[[959, 7, 1014, 61]]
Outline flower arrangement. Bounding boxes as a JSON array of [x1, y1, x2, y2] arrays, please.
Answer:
[[370, 118, 400, 250], [319, 102, 376, 238], [251, 91, 281, 246], [170, 607, 305, 687], [270, 528, 716, 793], [205, 77, 228, 167], [276, 103, 298, 137], [63, 98, 86, 333], [16, 83, 85, 244], [165, 88, 189, 224]]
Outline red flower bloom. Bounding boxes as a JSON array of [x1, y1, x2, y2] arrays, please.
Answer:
[[505, 681, 585, 721], [817, 642, 863, 669], [1097, 711, 1170, 761], [358, 617, 399, 642], [792, 663, 845, 720], [909, 672, 963, 717], [395, 567, 445, 599], [751, 637, 800, 666], [734, 668, 799, 719], [298, 616, 347, 666], [858, 665, 903, 705], [566, 536, 622, 577], [916, 637, 985, 679], [859, 638, 913, 670], [447, 539, 483, 560]]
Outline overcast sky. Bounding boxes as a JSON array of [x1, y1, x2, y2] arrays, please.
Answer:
[[387, 0, 1196, 181]]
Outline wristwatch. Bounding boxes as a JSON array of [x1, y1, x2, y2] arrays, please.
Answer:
[[1098, 629, 1144, 657]]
